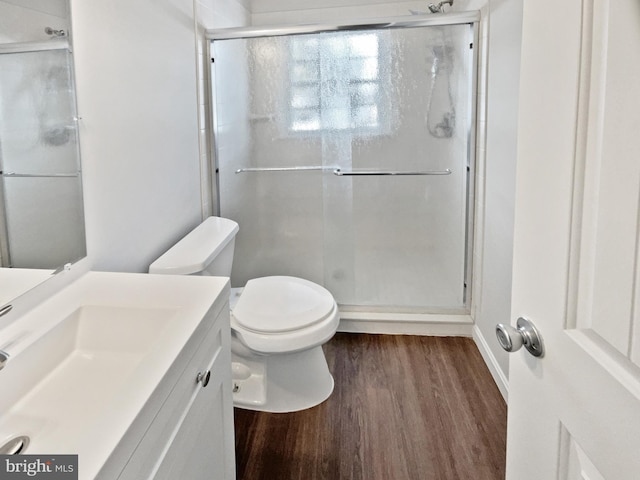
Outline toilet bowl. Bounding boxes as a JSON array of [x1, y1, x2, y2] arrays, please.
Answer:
[[149, 216, 339, 412]]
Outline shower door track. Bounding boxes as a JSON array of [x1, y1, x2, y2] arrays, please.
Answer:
[[205, 11, 480, 40], [0, 39, 70, 54]]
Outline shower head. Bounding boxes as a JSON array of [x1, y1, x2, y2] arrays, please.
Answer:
[[428, 0, 454, 13]]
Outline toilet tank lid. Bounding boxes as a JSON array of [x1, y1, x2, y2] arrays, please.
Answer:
[[148, 217, 239, 275]]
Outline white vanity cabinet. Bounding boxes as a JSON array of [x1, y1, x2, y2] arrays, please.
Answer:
[[96, 286, 235, 480], [0, 272, 234, 480]]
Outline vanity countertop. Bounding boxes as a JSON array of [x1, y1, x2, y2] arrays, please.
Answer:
[[0, 268, 52, 306]]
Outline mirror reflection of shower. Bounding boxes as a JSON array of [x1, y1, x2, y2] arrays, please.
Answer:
[[0, 45, 86, 269]]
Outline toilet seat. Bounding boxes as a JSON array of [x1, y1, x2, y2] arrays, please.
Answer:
[[231, 276, 339, 354], [233, 276, 336, 333]]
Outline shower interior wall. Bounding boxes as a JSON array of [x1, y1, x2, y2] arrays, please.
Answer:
[[246, 0, 520, 399]]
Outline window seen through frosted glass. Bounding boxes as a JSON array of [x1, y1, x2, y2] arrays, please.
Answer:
[[289, 33, 382, 133]]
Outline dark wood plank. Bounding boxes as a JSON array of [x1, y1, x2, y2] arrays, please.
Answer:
[[234, 333, 507, 480]]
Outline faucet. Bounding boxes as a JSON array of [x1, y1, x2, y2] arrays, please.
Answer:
[[428, 0, 454, 13]]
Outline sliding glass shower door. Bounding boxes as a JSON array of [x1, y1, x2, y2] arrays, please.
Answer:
[[210, 17, 476, 312]]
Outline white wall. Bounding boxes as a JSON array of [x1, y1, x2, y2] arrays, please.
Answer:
[[252, 0, 424, 24], [472, 0, 523, 400], [68, 0, 249, 273], [2, 0, 67, 18], [198, 0, 250, 29], [251, 0, 486, 24], [70, 0, 203, 273]]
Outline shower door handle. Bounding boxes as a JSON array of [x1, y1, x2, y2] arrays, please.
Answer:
[[1, 172, 79, 178], [233, 167, 451, 176], [332, 168, 451, 176], [235, 166, 336, 174]]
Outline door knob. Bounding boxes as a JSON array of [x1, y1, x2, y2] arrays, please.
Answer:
[[495, 317, 544, 357], [196, 370, 211, 387]]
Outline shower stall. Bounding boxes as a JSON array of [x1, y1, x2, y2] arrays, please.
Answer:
[[207, 12, 478, 316]]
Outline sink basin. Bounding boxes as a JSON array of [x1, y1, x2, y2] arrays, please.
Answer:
[[0, 271, 230, 480], [0, 305, 179, 450]]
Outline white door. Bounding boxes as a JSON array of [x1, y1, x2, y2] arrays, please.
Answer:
[[505, 0, 640, 479]]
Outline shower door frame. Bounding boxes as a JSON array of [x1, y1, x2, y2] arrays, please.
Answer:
[[205, 12, 480, 321]]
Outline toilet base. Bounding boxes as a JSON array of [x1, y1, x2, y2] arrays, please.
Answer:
[[231, 345, 334, 413]]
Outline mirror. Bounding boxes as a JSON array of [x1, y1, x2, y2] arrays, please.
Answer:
[[0, 0, 86, 302]]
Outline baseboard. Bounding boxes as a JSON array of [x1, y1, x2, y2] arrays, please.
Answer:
[[338, 311, 473, 336], [472, 325, 509, 402]]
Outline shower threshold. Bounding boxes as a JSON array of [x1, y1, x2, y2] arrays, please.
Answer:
[[337, 308, 472, 336]]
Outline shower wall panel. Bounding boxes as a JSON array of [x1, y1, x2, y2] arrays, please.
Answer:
[[211, 21, 475, 311]]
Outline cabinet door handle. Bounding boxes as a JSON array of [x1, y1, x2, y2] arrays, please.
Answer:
[[196, 370, 211, 387]]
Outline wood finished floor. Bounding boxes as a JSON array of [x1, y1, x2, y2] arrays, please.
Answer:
[[234, 333, 507, 480]]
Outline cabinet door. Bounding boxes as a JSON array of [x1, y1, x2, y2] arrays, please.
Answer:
[[152, 329, 235, 480]]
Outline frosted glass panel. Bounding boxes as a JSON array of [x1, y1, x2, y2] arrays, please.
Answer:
[[0, 49, 79, 175], [212, 23, 474, 310], [214, 36, 326, 287]]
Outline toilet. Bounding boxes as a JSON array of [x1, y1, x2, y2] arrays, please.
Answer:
[[149, 216, 339, 413]]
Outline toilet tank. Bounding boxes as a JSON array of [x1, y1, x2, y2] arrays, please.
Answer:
[[148, 217, 239, 276]]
